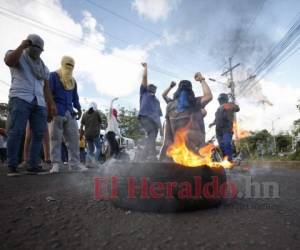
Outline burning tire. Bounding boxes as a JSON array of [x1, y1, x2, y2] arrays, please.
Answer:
[[106, 161, 227, 213]]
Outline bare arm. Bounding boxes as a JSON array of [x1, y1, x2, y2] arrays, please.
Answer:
[[109, 97, 118, 116], [4, 40, 31, 67], [141, 62, 147, 87], [162, 81, 176, 103], [194, 72, 213, 107]]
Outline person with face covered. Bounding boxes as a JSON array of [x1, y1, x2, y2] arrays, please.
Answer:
[[209, 93, 240, 161], [80, 102, 102, 166], [4, 34, 56, 176], [138, 63, 162, 160], [160, 72, 212, 160], [48, 56, 87, 173]]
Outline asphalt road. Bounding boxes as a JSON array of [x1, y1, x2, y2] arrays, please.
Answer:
[[0, 162, 299, 250]]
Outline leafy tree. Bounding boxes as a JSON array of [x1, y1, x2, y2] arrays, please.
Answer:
[[118, 107, 142, 141]]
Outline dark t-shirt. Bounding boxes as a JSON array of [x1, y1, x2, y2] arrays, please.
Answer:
[[81, 110, 102, 140], [138, 85, 162, 127], [215, 103, 240, 136]]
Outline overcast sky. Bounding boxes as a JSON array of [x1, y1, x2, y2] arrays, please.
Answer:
[[0, 0, 299, 136]]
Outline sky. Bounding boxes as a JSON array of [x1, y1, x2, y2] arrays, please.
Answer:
[[0, 0, 299, 137]]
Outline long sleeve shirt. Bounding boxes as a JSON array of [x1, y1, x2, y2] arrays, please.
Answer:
[[48, 71, 81, 116]]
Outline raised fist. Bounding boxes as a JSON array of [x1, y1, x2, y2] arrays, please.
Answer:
[[194, 72, 205, 82], [141, 62, 147, 68], [170, 81, 176, 88]]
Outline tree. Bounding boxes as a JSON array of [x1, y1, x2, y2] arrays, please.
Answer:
[[118, 107, 142, 141]]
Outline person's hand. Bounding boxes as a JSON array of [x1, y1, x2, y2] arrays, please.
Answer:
[[20, 39, 32, 50], [170, 81, 176, 88], [76, 109, 82, 120], [194, 72, 205, 82], [141, 62, 147, 68], [47, 103, 57, 122]]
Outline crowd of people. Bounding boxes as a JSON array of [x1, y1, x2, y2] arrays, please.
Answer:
[[2, 34, 240, 177]]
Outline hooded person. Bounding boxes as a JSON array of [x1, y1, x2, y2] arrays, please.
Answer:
[[138, 63, 162, 161], [4, 34, 56, 176], [209, 93, 240, 161], [80, 102, 103, 166], [48, 56, 87, 173], [159, 72, 213, 161]]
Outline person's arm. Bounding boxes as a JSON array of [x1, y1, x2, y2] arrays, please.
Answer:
[[4, 40, 31, 67], [80, 113, 85, 132], [141, 62, 147, 88], [162, 81, 176, 103], [194, 72, 213, 107], [43, 80, 57, 122], [109, 97, 118, 116], [72, 82, 82, 120]]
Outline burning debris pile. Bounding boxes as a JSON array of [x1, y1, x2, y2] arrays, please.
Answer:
[[167, 124, 233, 169]]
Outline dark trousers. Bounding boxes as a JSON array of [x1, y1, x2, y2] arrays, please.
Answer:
[[0, 148, 7, 163], [7, 97, 47, 169], [106, 131, 120, 158], [139, 116, 158, 159], [217, 132, 233, 161]]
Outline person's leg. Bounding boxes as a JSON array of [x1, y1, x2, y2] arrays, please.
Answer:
[[49, 116, 64, 165], [0, 148, 4, 163], [42, 125, 50, 162], [23, 122, 31, 162], [147, 126, 158, 158], [217, 134, 226, 158], [63, 112, 82, 168], [94, 136, 101, 162], [140, 117, 158, 159], [86, 139, 95, 163], [6, 98, 31, 170], [28, 104, 47, 168], [223, 132, 233, 161]]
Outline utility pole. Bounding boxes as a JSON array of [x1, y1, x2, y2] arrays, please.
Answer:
[[221, 58, 240, 140], [221, 57, 240, 103]]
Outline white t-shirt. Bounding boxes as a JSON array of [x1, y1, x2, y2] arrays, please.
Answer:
[[0, 135, 7, 149], [106, 114, 120, 136]]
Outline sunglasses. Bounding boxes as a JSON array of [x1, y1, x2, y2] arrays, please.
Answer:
[[65, 63, 74, 67]]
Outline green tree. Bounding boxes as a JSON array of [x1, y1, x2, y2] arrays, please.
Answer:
[[118, 107, 142, 141]]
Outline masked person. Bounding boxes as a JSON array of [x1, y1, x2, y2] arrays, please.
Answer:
[[160, 72, 212, 160], [138, 63, 162, 161], [4, 34, 56, 176], [209, 93, 240, 161], [49, 56, 87, 173], [80, 102, 102, 166]]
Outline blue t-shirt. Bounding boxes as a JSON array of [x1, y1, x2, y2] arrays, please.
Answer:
[[48, 72, 81, 117], [138, 85, 162, 126]]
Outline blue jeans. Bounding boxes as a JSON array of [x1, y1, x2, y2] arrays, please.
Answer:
[[217, 132, 233, 161], [7, 97, 47, 169], [86, 136, 102, 162]]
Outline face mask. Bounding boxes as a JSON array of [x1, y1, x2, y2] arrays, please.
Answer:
[[26, 47, 42, 60]]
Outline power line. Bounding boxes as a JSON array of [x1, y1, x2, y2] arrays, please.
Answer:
[[0, 6, 182, 80]]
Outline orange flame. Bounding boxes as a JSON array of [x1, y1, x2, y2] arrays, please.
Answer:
[[233, 121, 251, 139], [166, 125, 233, 169]]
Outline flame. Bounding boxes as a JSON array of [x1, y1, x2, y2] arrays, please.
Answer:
[[233, 121, 251, 139], [166, 125, 233, 169]]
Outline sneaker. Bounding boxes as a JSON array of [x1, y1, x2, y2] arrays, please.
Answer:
[[7, 167, 23, 177], [69, 164, 88, 172], [50, 163, 60, 174], [26, 167, 48, 175]]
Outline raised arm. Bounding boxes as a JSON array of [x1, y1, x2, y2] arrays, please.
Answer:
[[109, 97, 118, 116], [4, 39, 31, 67], [162, 81, 176, 103], [141, 62, 148, 87], [194, 72, 213, 107]]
